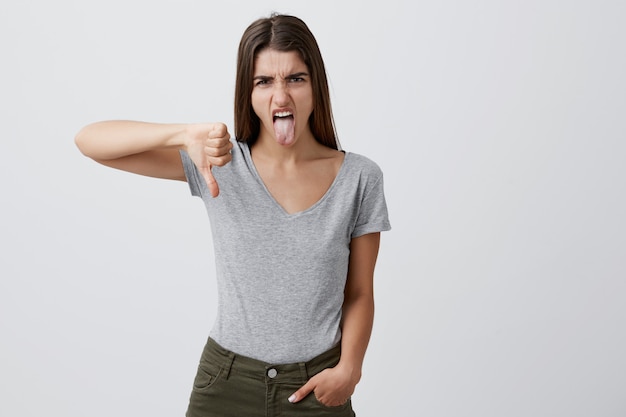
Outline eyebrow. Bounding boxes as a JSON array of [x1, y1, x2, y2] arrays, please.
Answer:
[[253, 72, 310, 81]]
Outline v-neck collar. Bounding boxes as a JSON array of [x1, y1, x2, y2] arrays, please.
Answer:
[[241, 143, 349, 217]]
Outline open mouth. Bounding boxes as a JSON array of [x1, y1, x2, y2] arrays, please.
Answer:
[[273, 110, 293, 120]]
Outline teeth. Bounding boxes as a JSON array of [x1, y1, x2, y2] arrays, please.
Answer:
[[274, 111, 292, 118]]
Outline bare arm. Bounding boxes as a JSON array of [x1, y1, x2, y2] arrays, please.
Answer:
[[289, 232, 381, 407], [336, 232, 380, 386], [74, 120, 233, 196]]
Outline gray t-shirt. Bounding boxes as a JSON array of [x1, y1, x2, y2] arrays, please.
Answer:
[[181, 140, 390, 363]]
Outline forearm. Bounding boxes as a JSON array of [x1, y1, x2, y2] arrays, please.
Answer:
[[337, 232, 381, 383], [338, 292, 375, 383], [75, 120, 187, 161]]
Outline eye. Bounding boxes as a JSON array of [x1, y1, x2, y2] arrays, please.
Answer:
[[254, 78, 272, 87], [289, 77, 305, 83]]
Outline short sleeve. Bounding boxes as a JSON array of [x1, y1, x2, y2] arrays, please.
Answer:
[[179, 150, 204, 197], [351, 173, 391, 238]]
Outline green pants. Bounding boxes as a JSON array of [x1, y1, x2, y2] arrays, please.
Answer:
[[186, 338, 356, 417]]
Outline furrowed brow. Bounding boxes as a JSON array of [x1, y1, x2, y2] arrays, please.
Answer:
[[253, 72, 309, 81], [287, 72, 309, 78]]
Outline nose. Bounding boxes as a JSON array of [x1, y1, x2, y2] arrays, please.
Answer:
[[273, 80, 290, 106]]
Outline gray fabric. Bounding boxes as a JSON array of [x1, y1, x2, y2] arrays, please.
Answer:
[[181, 140, 390, 363]]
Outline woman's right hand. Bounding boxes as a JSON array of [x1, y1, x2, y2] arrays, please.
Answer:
[[184, 123, 233, 197], [75, 120, 233, 195]]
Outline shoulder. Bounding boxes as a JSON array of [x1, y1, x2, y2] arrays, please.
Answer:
[[343, 151, 384, 180], [232, 138, 248, 156]]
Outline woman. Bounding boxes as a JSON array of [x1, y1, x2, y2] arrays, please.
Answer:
[[75, 14, 390, 417]]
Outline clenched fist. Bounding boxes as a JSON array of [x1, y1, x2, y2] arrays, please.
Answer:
[[185, 123, 233, 197]]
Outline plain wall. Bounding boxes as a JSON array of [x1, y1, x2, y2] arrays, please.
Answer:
[[1, 1, 625, 416]]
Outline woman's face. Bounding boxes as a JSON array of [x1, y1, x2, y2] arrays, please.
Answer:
[[251, 48, 314, 147]]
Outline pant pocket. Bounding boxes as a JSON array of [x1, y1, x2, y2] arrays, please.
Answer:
[[191, 361, 223, 394], [279, 384, 355, 417]]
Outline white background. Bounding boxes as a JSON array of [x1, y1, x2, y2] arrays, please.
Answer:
[[1, 1, 625, 416]]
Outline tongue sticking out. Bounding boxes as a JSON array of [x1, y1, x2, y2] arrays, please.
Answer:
[[273, 116, 295, 145]]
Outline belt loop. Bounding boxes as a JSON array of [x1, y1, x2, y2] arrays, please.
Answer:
[[224, 351, 235, 380], [299, 362, 309, 383]]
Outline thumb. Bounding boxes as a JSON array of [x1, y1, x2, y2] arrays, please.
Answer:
[[288, 379, 316, 404], [200, 165, 219, 198]]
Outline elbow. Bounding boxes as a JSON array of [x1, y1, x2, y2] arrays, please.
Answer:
[[344, 290, 374, 310], [74, 124, 101, 160], [74, 126, 90, 156]]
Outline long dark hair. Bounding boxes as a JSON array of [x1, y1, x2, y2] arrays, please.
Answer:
[[234, 14, 338, 149]]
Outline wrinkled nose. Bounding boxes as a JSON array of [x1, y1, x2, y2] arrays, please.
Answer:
[[273, 82, 290, 106]]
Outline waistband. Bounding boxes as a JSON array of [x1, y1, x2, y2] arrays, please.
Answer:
[[202, 338, 342, 384]]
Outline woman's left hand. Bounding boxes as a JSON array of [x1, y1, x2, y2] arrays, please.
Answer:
[[288, 364, 360, 407]]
